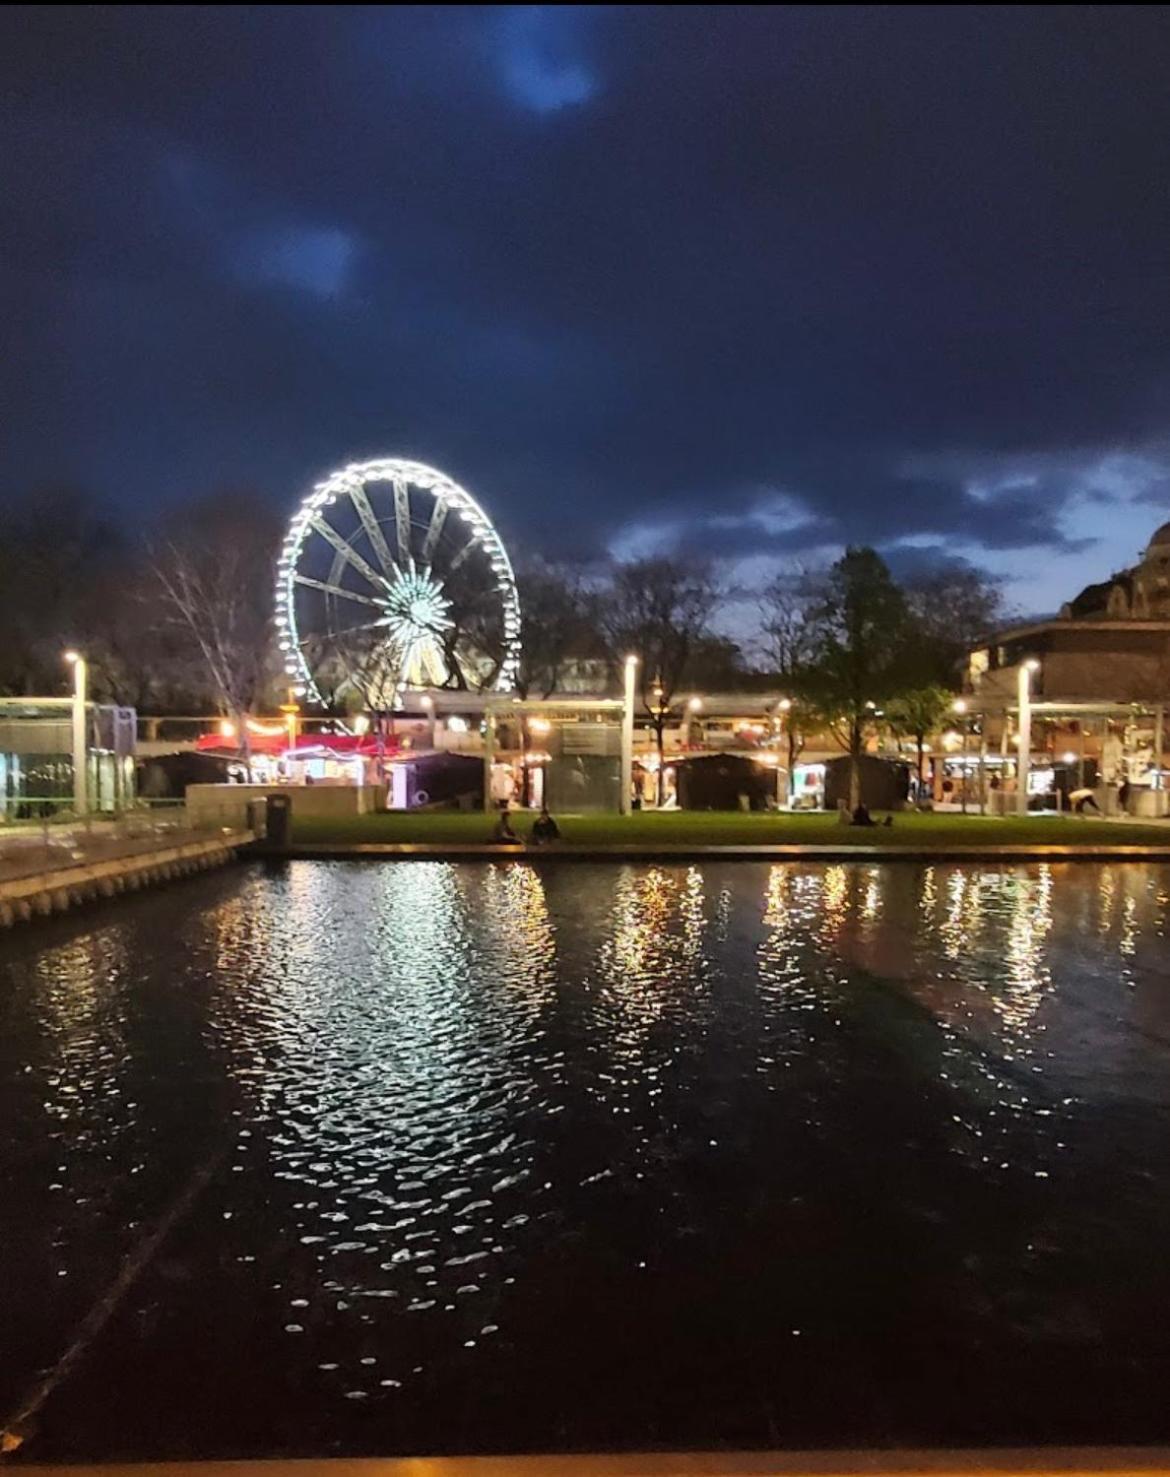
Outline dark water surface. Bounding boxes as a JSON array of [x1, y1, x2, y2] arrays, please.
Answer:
[[2, 860, 1170, 1460]]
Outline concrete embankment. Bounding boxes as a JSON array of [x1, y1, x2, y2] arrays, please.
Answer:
[[282, 840, 1170, 862], [0, 829, 254, 928]]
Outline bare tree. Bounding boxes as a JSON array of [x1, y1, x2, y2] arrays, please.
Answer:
[[83, 560, 195, 711], [901, 563, 1007, 686], [601, 557, 720, 803], [514, 558, 597, 701], [506, 559, 598, 804], [0, 487, 122, 696], [757, 562, 824, 681], [151, 492, 282, 748], [757, 564, 826, 804]]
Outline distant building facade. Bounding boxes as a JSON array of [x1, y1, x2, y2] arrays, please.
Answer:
[[969, 522, 1170, 705]]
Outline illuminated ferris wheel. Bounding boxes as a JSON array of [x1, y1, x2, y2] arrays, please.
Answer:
[[275, 458, 521, 709]]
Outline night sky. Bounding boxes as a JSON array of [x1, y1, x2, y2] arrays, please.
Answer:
[[4, 5, 1170, 617]]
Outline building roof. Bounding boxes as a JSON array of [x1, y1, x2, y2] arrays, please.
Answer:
[[981, 613, 1170, 646], [1064, 577, 1114, 618], [1148, 520, 1170, 550]]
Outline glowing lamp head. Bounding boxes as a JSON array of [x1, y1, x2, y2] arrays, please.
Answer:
[[63, 650, 80, 665], [1062, 750, 1076, 765], [1024, 658, 1041, 673], [220, 720, 237, 738], [778, 698, 792, 712], [688, 696, 703, 712], [952, 699, 968, 715], [420, 695, 434, 711]]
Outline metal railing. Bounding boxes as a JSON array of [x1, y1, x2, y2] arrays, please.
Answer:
[[0, 801, 263, 885]]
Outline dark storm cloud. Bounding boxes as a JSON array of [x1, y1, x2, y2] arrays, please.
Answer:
[[3, 4, 1170, 609]]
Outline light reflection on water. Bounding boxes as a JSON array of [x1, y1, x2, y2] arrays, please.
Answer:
[[3, 859, 1170, 1458]]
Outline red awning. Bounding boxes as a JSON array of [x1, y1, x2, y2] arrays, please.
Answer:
[[194, 731, 399, 759]]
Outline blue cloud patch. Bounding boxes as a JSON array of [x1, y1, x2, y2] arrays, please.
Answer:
[[495, 7, 597, 114], [239, 225, 356, 299]]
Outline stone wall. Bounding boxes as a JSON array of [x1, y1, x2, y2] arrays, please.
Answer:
[[185, 783, 387, 828]]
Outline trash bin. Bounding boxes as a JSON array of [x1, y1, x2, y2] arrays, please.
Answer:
[[266, 792, 292, 849]]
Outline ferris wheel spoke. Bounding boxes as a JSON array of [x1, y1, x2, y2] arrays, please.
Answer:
[[315, 617, 388, 643], [309, 516, 385, 589], [420, 497, 448, 567], [393, 476, 412, 567], [447, 529, 481, 574], [293, 574, 381, 606], [348, 483, 396, 575]]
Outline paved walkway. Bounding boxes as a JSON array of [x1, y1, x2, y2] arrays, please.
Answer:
[[0, 814, 233, 885]]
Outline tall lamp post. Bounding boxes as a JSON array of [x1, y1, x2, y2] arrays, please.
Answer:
[[651, 673, 668, 806], [953, 698, 969, 814], [687, 694, 703, 749], [63, 650, 88, 818], [1017, 658, 1040, 817], [278, 688, 301, 783], [778, 697, 794, 806], [621, 654, 638, 816]]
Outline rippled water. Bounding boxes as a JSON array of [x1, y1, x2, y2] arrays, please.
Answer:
[[3, 860, 1170, 1460]]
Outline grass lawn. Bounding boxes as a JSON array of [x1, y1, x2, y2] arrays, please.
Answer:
[[290, 808, 1170, 849]]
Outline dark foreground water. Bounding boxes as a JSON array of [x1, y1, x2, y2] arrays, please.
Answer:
[[2, 860, 1170, 1461]]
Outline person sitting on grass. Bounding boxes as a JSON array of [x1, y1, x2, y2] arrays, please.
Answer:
[[491, 804, 518, 843], [530, 805, 560, 845]]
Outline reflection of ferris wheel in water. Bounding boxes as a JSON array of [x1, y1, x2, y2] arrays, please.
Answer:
[[275, 458, 521, 708]]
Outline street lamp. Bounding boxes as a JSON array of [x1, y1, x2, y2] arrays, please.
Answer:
[[776, 698, 795, 805], [1017, 658, 1040, 817], [649, 672, 670, 806], [279, 688, 301, 770], [63, 650, 88, 817], [420, 693, 435, 747], [952, 698, 969, 814], [621, 654, 638, 815], [686, 694, 704, 753]]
